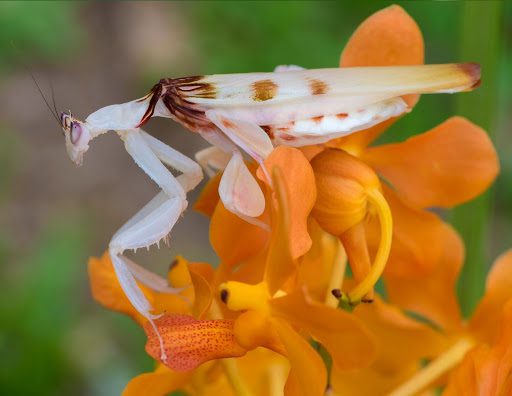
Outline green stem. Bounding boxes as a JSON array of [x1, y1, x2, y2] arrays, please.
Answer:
[[452, 1, 503, 317]]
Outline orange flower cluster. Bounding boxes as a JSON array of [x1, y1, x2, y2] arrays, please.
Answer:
[[88, 5, 507, 396]]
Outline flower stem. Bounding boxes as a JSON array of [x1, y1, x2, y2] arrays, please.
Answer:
[[346, 189, 392, 303], [388, 338, 474, 396], [324, 240, 347, 308], [452, 0, 503, 317]]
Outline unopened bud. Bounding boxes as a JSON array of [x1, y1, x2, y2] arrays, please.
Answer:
[[311, 149, 380, 235]]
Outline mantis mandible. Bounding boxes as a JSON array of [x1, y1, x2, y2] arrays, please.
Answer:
[[59, 63, 480, 361]]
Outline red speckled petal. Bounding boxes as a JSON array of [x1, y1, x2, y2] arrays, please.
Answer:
[[144, 315, 247, 372]]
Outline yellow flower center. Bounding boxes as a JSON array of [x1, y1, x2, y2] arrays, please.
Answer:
[[219, 281, 271, 314]]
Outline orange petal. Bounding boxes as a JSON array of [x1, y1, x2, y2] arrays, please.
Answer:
[[271, 288, 376, 370], [188, 262, 215, 285], [340, 5, 424, 68], [88, 252, 145, 325], [236, 348, 289, 396], [233, 310, 285, 355], [210, 199, 270, 268], [385, 219, 464, 332], [193, 172, 222, 217], [271, 318, 327, 396], [326, 119, 396, 158], [300, 145, 324, 161], [264, 168, 297, 294], [189, 266, 213, 319], [340, 223, 373, 296], [122, 364, 192, 396], [367, 186, 449, 278], [88, 253, 192, 324], [145, 315, 247, 372], [298, 219, 341, 302], [335, 5, 424, 150], [257, 146, 317, 259], [443, 302, 512, 396], [470, 250, 512, 342], [363, 117, 499, 209], [168, 256, 194, 301], [331, 361, 421, 396], [353, 298, 449, 374]]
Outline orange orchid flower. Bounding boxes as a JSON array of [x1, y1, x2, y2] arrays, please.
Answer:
[[442, 302, 512, 396], [89, 254, 253, 394], [305, 5, 499, 301], [90, 151, 375, 396], [311, 148, 392, 304], [216, 154, 376, 396], [385, 250, 512, 396], [124, 348, 289, 396], [330, 297, 450, 396], [292, 228, 452, 396]]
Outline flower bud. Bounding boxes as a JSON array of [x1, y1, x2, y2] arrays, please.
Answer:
[[311, 149, 380, 236]]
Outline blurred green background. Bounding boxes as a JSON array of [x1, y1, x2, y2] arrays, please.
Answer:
[[0, 1, 510, 395]]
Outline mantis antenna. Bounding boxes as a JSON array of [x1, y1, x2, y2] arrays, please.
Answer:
[[10, 41, 61, 126]]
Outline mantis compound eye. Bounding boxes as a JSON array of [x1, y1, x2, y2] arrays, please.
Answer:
[[70, 122, 82, 144], [60, 111, 73, 135]]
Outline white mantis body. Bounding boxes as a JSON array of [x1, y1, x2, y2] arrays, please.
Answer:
[[60, 63, 480, 361]]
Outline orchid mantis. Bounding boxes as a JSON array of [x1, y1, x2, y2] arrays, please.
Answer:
[[60, 62, 480, 361]]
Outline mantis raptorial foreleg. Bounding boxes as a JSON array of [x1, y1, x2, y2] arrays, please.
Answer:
[[108, 128, 203, 362]]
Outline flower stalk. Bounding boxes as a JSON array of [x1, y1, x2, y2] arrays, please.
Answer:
[[341, 188, 392, 304], [324, 241, 347, 308], [388, 338, 475, 396]]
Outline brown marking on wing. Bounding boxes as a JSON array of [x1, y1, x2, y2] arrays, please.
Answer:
[[312, 116, 323, 123], [252, 79, 278, 102], [261, 125, 274, 140], [336, 113, 348, 119], [308, 78, 328, 95]]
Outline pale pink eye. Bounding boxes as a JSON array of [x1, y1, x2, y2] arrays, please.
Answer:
[[70, 123, 82, 144]]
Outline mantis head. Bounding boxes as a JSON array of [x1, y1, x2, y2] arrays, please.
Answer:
[[60, 111, 92, 166]]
